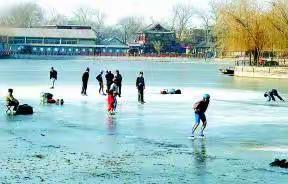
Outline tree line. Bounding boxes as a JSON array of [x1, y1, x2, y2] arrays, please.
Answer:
[[0, 2, 212, 46], [214, 0, 288, 62]]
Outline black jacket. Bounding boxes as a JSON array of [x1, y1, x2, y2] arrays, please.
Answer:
[[82, 71, 89, 83], [50, 70, 57, 80], [96, 73, 103, 83], [136, 76, 145, 90], [115, 74, 122, 85]]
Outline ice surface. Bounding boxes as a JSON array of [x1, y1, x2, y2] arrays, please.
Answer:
[[0, 59, 288, 183]]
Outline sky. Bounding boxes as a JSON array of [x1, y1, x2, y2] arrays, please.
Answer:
[[0, 0, 211, 26]]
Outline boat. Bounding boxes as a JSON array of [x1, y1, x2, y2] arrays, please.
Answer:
[[219, 67, 234, 75]]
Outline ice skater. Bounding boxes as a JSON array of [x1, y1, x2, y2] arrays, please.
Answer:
[[110, 78, 119, 111], [264, 89, 284, 102], [81, 67, 90, 96], [96, 70, 105, 95], [105, 71, 114, 93], [115, 70, 122, 97], [190, 94, 210, 139], [50, 67, 57, 89], [136, 71, 145, 104]]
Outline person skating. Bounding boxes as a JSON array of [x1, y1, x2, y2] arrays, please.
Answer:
[[190, 94, 210, 139], [50, 67, 57, 89], [6, 88, 19, 111], [81, 67, 90, 96], [96, 70, 105, 95], [110, 78, 119, 111], [107, 90, 115, 114], [264, 89, 284, 102], [136, 71, 145, 104], [105, 71, 114, 93], [115, 70, 123, 97]]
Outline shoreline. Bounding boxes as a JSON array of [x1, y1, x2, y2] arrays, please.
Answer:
[[6, 54, 236, 62]]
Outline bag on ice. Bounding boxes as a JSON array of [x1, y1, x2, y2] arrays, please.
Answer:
[[16, 104, 33, 115]]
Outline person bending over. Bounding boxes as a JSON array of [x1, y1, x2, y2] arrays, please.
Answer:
[[264, 89, 284, 102]]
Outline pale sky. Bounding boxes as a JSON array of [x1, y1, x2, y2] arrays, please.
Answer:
[[0, 0, 211, 26]]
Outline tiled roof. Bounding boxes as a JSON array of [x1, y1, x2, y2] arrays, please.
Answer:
[[0, 27, 97, 39]]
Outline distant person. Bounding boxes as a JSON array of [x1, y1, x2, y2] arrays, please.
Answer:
[[110, 78, 119, 110], [105, 71, 114, 93], [190, 94, 210, 139], [136, 71, 145, 104], [264, 89, 284, 102], [96, 70, 105, 95], [50, 67, 57, 89], [81, 67, 90, 96], [6, 88, 19, 111], [115, 70, 123, 97]]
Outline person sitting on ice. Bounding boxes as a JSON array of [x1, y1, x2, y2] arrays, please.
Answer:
[[6, 88, 19, 111], [264, 89, 284, 102]]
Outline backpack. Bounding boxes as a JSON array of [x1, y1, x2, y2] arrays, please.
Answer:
[[16, 104, 33, 115], [43, 93, 53, 100], [175, 89, 182, 94]]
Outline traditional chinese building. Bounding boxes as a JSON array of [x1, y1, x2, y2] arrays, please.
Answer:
[[0, 25, 128, 56], [132, 23, 184, 54]]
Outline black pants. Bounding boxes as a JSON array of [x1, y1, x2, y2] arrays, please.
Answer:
[[138, 89, 144, 103], [8, 100, 19, 111], [118, 84, 122, 96], [81, 82, 88, 95], [99, 82, 104, 94], [106, 82, 112, 93]]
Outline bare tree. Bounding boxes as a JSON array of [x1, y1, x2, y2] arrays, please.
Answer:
[[171, 3, 195, 41], [72, 7, 105, 31], [0, 2, 44, 27], [45, 8, 69, 25], [118, 16, 144, 44]]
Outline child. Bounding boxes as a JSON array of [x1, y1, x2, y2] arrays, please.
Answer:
[[107, 90, 115, 114]]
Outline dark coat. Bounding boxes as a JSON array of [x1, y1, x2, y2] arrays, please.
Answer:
[[136, 76, 145, 90], [50, 70, 57, 80], [82, 71, 89, 83]]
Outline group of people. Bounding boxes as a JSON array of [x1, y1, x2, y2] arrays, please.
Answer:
[[6, 67, 285, 138]]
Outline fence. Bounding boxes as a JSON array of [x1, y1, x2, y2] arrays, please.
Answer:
[[235, 58, 288, 67]]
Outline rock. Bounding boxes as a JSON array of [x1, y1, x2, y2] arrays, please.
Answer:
[[270, 159, 288, 168]]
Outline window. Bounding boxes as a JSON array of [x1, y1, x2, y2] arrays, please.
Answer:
[[32, 47, 37, 51], [44, 38, 60, 44], [8, 37, 25, 44], [82, 48, 86, 52], [62, 39, 77, 45], [40, 48, 44, 52], [26, 38, 43, 44], [116, 49, 120, 53], [61, 48, 65, 52], [109, 49, 112, 53], [103, 49, 106, 53], [47, 48, 51, 51]]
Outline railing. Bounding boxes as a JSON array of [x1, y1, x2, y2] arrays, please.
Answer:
[[235, 58, 288, 67], [10, 51, 195, 58]]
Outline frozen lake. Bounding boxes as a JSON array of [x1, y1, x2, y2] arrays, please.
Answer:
[[0, 59, 288, 183]]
